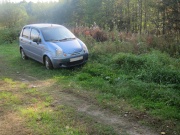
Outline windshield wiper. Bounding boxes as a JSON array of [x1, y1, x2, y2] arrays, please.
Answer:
[[46, 39, 60, 42], [59, 37, 76, 41]]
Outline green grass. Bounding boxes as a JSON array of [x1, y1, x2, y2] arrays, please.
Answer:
[[20, 104, 116, 135], [0, 91, 21, 105], [0, 41, 180, 134], [20, 104, 85, 135]]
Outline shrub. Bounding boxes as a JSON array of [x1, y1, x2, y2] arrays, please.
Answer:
[[72, 27, 108, 42], [87, 40, 135, 60], [74, 26, 180, 57], [0, 27, 20, 44], [91, 29, 108, 42], [141, 69, 180, 86], [153, 69, 180, 85], [111, 51, 180, 87], [112, 53, 146, 70], [150, 35, 180, 57], [139, 51, 180, 86]]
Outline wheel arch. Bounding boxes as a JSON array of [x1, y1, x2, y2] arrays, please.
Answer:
[[43, 54, 52, 65], [43, 55, 54, 69], [19, 46, 23, 53]]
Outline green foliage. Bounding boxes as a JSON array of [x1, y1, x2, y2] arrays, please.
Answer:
[[0, 3, 28, 28], [139, 51, 180, 86], [0, 28, 20, 44], [150, 36, 180, 57], [111, 51, 180, 88], [0, 1, 179, 56], [141, 69, 180, 86], [112, 53, 146, 70], [0, 91, 21, 105], [1, 0, 179, 40]]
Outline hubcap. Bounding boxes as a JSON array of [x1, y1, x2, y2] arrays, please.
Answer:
[[21, 50, 25, 59], [45, 58, 49, 69]]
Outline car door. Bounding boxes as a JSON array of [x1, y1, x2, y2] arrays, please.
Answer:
[[20, 27, 32, 57], [30, 28, 44, 63]]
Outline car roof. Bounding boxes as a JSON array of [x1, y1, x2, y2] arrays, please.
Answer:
[[24, 23, 63, 28]]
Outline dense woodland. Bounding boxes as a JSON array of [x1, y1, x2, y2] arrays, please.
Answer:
[[0, 0, 180, 35], [0, 0, 180, 55]]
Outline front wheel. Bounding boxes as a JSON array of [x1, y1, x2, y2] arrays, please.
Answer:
[[45, 56, 53, 70], [20, 49, 28, 60]]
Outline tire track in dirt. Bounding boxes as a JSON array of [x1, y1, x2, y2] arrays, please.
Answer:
[[16, 73, 158, 135], [0, 65, 158, 135], [49, 90, 158, 135]]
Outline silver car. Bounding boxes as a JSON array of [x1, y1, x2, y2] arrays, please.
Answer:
[[19, 24, 88, 69]]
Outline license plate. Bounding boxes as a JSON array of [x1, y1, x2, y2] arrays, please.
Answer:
[[70, 56, 83, 62]]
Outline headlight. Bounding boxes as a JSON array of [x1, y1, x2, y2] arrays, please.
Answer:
[[82, 43, 88, 53], [55, 48, 63, 56], [78, 38, 88, 53]]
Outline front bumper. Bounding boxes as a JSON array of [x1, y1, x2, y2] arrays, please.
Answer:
[[52, 53, 88, 68]]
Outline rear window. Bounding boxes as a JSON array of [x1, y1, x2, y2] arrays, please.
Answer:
[[22, 27, 30, 39]]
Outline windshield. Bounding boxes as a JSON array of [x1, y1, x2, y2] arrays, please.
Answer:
[[41, 26, 76, 41]]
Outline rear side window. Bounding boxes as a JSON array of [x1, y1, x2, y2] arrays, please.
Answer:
[[22, 27, 30, 39], [30, 29, 40, 41]]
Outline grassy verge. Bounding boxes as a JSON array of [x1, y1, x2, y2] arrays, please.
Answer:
[[0, 40, 180, 134]]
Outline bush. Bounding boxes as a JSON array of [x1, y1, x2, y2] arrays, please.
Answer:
[[0, 27, 20, 44], [76, 26, 180, 57], [140, 68, 180, 86], [140, 52, 179, 86], [91, 29, 108, 42], [150, 35, 180, 57], [111, 51, 180, 86], [112, 53, 146, 70], [153, 69, 180, 84]]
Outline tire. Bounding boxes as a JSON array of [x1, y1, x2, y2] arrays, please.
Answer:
[[20, 49, 28, 60], [45, 56, 53, 70]]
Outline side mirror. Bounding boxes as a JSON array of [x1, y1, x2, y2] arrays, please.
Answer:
[[33, 38, 41, 44]]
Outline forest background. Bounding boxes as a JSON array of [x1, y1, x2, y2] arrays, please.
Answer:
[[0, 0, 179, 55]]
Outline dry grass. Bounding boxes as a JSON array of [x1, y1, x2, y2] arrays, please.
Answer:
[[71, 26, 179, 57], [0, 112, 32, 135]]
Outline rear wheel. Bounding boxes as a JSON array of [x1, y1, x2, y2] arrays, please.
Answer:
[[20, 49, 28, 60], [45, 56, 53, 70]]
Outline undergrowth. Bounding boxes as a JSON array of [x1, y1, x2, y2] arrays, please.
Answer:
[[0, 27, 20, 44]]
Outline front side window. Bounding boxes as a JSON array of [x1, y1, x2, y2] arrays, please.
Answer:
[[22, 27, 30, 39], [41, 26, 75, 41], [31, 29, 40, 41]]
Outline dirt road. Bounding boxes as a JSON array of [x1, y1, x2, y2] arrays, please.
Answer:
[[8, 74, 160, 135]]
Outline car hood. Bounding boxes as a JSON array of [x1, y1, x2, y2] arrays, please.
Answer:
[[48, 39, 83, 54]]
